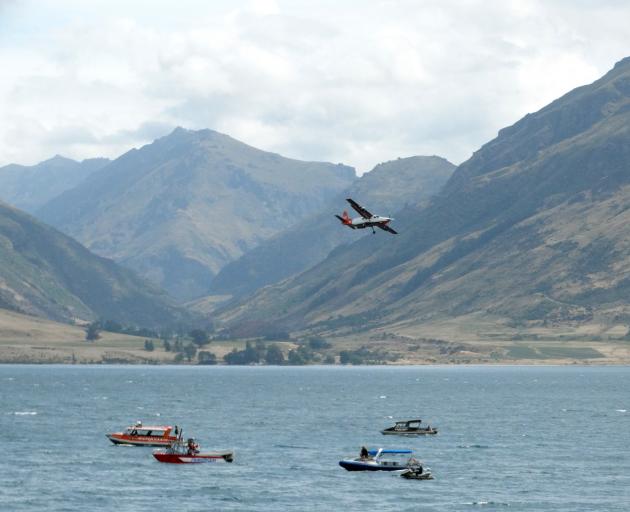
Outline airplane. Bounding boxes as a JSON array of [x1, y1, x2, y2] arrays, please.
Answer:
[[335, 198, 398, 234]]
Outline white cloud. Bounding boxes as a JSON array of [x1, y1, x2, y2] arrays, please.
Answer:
[[1, 0, 630, 173]]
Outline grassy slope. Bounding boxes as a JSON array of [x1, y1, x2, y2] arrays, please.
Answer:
[[0, 309, 166, 363]]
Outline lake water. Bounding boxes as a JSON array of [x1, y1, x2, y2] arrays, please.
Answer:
[[1, 365, 629, 511]]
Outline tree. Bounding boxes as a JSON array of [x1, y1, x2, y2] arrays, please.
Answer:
[[163, 339, 171, 352], [183, 343, 197, 362], [339, 350, 352, 365], [197, 351, 217, 365], [144, 339, 154, 351], [224, 341, 261, 365], [288, 346, 313, 365], [189, 329, 210, 347], [265, 344, 285, 365], [85, 322, 101, 341], [243, 341, 260, 363], [307, 336, 331, 350]]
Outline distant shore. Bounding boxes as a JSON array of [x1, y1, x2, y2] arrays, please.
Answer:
[[3, 309, 630, 365], [0, 342, 628, 366]]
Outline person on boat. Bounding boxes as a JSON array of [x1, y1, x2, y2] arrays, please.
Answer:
[[187, 438, 199, 455], [408, 457, 423, 474], [360, 446, 369, 460]]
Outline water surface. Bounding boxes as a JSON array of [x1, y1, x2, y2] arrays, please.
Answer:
[[1, 365, 629, 511]]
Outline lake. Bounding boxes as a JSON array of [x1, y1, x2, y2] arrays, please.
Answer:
[[1, 365, 629, 511]]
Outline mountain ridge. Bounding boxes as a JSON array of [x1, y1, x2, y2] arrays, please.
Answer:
[[0, 201, 186, 327], [0, 156, 109, 213], [208, 155, 455, 299], [216, 57, 630, 338], [37, 127, 356, 300]]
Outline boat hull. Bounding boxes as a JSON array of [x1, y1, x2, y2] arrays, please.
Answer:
[[107, 434, 176, 447], [338, 460, 405, 472], [381, 430, 438, 436], [401, 470, 433, 480], [153, 451, 234, 464]]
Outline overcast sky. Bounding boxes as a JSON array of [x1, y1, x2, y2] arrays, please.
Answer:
[[1, 0, 630, 173]]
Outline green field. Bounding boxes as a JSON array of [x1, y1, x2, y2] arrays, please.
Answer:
[[507, 344, 604, 360]]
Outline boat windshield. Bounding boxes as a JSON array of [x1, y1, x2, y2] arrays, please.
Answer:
[[125, 429, 165, 436], [369, 449, 413, 463]]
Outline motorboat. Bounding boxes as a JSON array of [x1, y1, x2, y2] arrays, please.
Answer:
[[381, 419, 437, 436], [153, 437, 234, 464], [106, 421, 179, 447], [339, 448, 415, 472]]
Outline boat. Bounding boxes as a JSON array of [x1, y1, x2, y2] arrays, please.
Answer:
[[106, 421, 179, 446], [381, 419, 437, 436], [400, 463, 434, 480], [339, 448, 415, 471], [153, 437, 234, 464]]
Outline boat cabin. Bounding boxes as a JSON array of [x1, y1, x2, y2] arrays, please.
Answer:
[[369, 449, 414, 467], [124, 426, 171, 437], [381, 418, 437, 435], [394, 420, 422, 431]]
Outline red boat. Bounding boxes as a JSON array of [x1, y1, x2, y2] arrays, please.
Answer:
[[153, 438, 234, 464], [107, 421, 179, 447]]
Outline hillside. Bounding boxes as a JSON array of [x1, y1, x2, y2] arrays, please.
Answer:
[[0, 308, 169, 363], [0, 155, 109, 213], [209, 156, 454, 299], [37, 128, 355, 300], [217, 57, 630, 339], [0, 201, 185, 326]]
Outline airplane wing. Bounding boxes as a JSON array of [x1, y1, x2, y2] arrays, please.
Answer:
[[346, 198, 372, 219], [377, 224, 398, 235]]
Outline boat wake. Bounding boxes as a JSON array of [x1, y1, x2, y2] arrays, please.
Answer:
[[12, 411, 37, 415], [273, 444, 310, 450], [467, 500, 509, 507]]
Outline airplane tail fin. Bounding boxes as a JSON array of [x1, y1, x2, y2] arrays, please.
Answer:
[[335, 211, 354, 228]]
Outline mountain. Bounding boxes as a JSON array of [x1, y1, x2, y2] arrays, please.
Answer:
[[0, 201, 186, 326], [209, 156, 454, 299], [37, 128, 356, 301], [217, 57, 630, 337], [0, 155, 109, 213]]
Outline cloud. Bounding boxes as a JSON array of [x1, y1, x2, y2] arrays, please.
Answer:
[[1, 0, 630, 173]]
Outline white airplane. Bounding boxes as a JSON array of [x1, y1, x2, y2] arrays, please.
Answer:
[[335, 198, 398, 234]]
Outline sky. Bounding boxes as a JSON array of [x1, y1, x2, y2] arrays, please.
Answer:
[[1, 0, 630, 174]]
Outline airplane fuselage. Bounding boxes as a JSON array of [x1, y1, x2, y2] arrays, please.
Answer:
[[336, 198, 398, 234], [350, 215, 392, 228]]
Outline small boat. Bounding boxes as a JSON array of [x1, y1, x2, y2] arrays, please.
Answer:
[[107, 421, 179, 446], [400, 463, 434, 480], [381, 419, 437, 436], [339, 448, 415, 471], [153, 437, 234, 464]]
